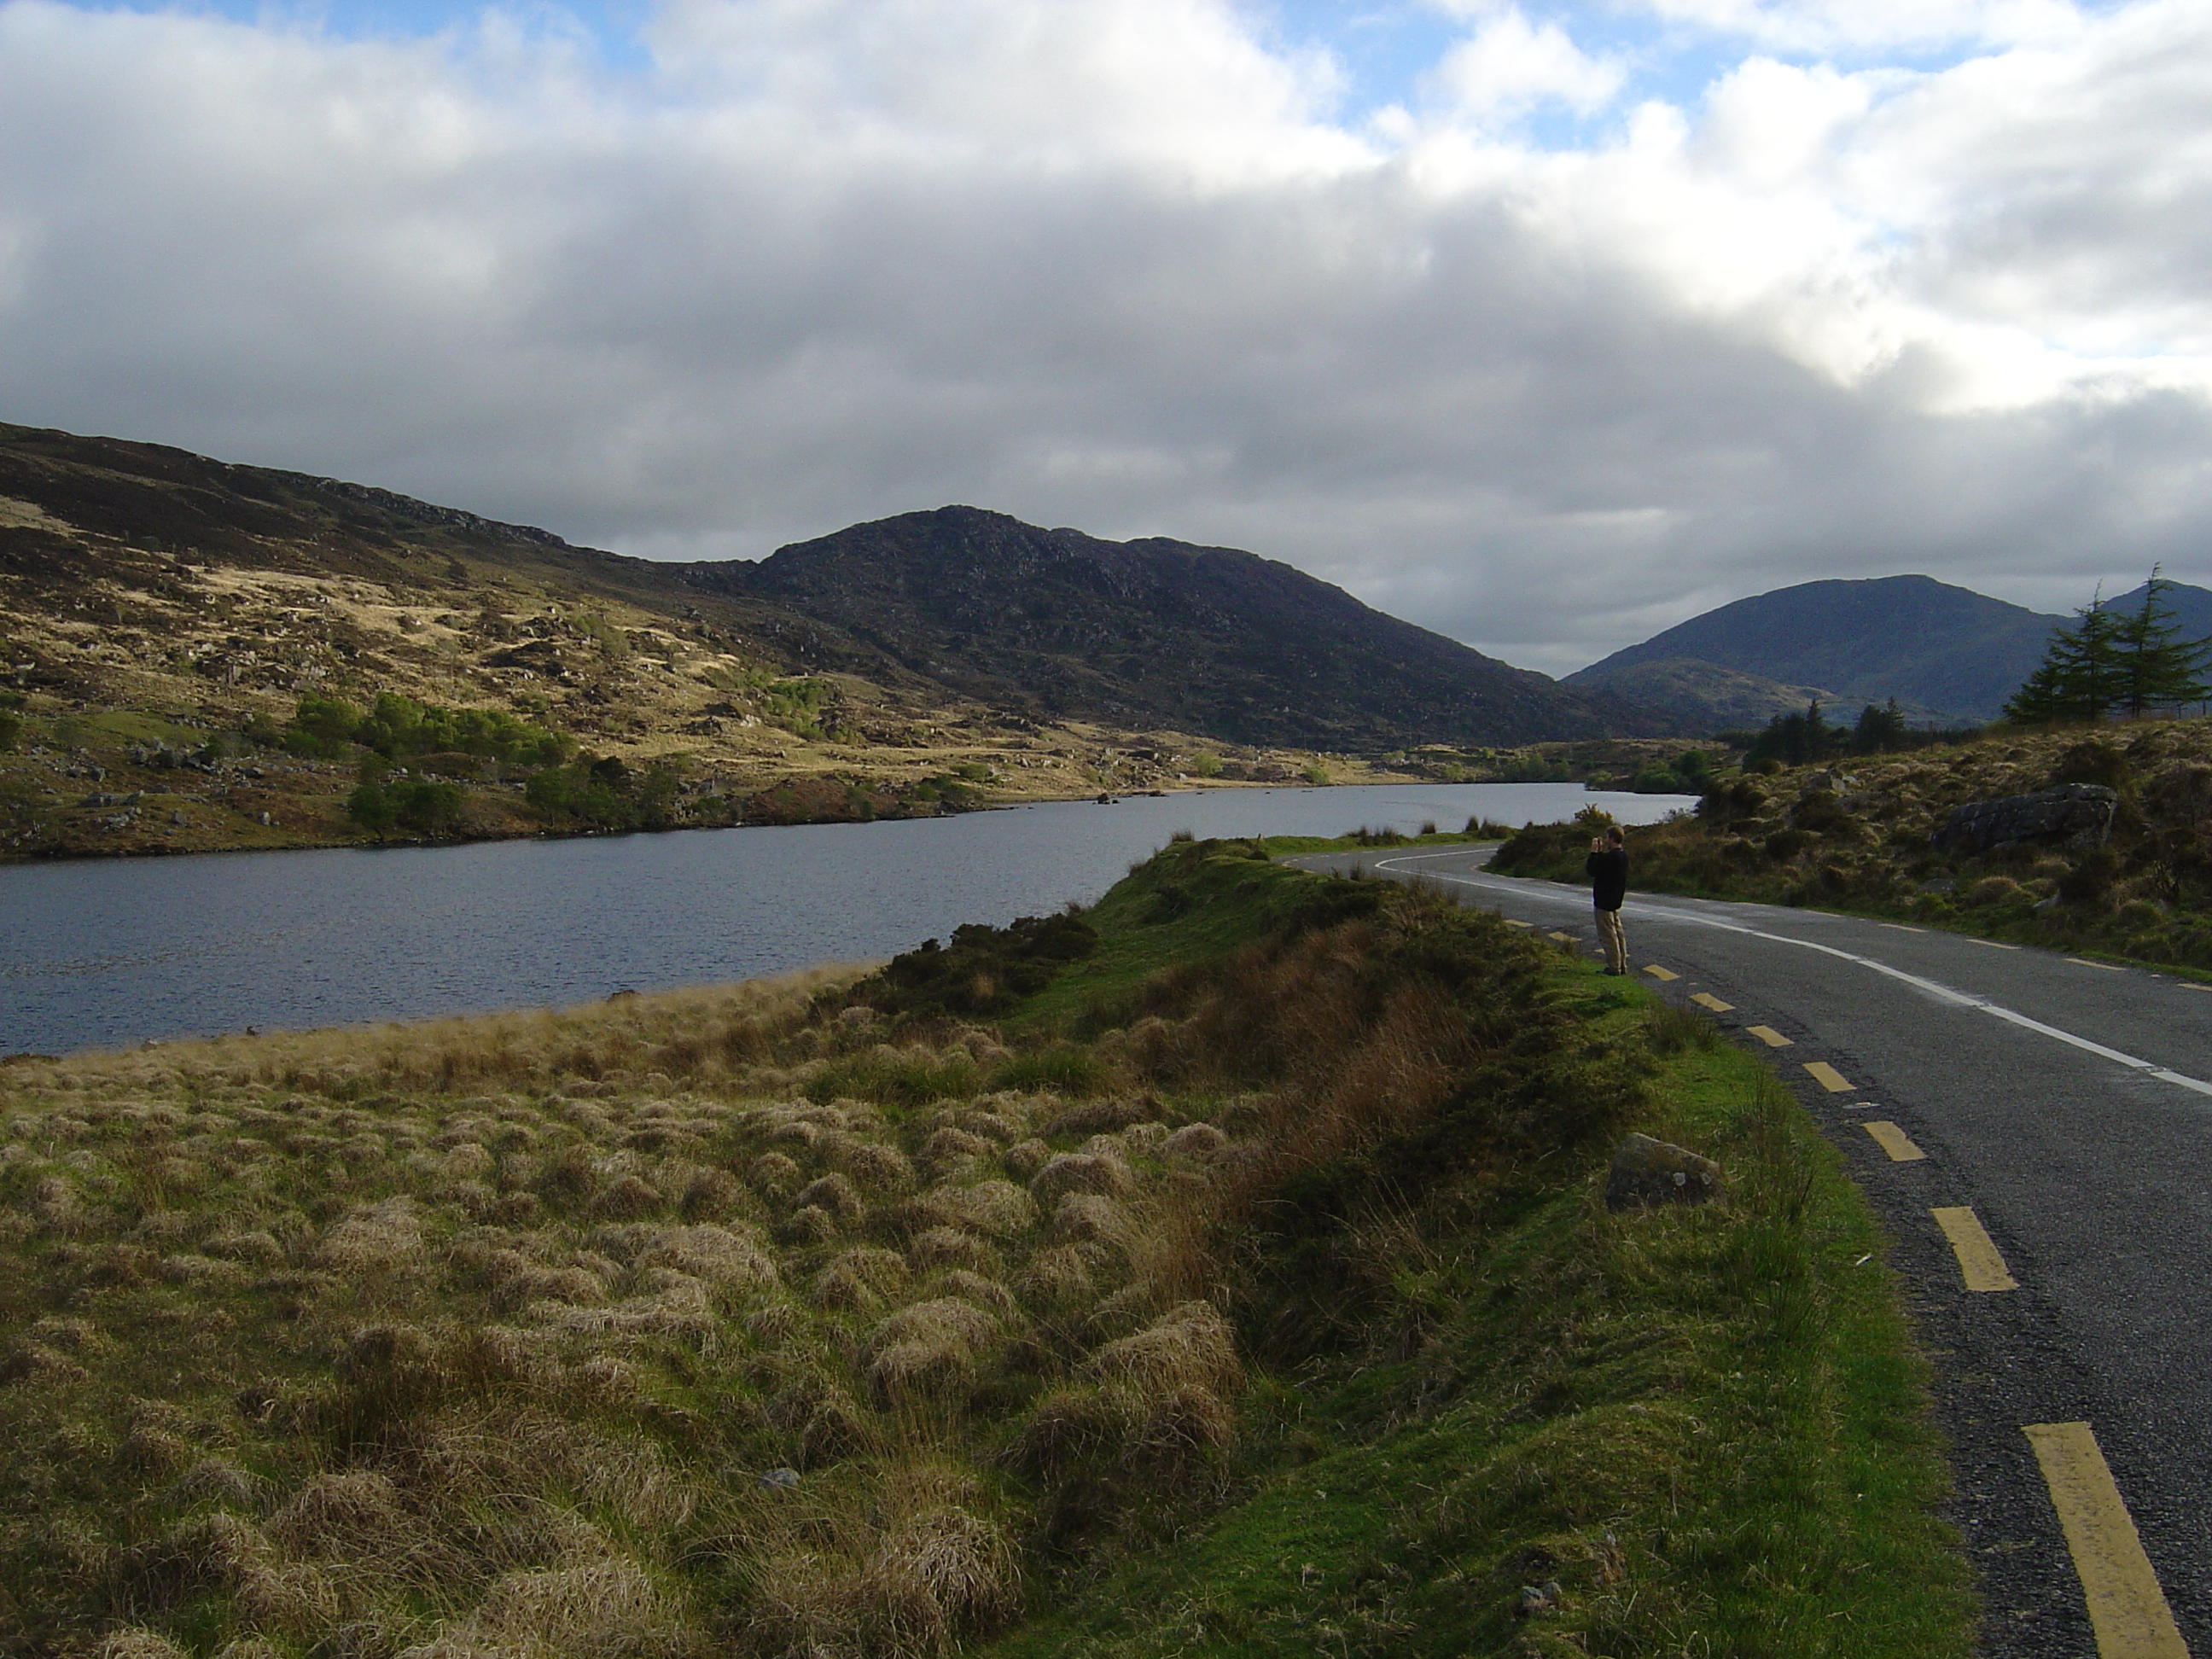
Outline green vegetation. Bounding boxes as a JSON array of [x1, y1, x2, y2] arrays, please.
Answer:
[[1721, 701, 1977, 772], [2004, 572, 2212, 725], [345, 777, 464, 836], [1494, 716, 2212, 971], [524, 754, 684, 833], [0, 839, 1969, 1657], [283, 692, 573, 768]]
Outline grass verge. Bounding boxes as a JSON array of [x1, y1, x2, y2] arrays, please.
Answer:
[[985, 960, 1971, 1658]]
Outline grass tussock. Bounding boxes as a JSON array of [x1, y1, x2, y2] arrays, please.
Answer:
[[1, 841, 1969, 1658]]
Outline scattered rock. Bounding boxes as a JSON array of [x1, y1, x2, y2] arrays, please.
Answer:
[[1516, 1580, 1562, 1617], [1604, 1132, 1721, 1212], [1930, 783, 2116, 857], [756, 1466, 801, 1490]]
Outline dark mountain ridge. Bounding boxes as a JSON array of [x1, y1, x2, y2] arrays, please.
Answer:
[[1566, 573, 2063, 725], [686, 506, 1666, 748]]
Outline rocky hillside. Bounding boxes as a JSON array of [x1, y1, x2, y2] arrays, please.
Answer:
[[0, 422, 1688, 857], [1494, 717, 2212, 970], [694, 506, 1663, 750]]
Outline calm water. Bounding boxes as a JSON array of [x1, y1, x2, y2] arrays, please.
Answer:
[[0, 783, 1691, 1056]]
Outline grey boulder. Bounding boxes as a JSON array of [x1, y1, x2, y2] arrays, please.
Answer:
[[1604, 1133, 1722, 1212], [1930, 783, 2116, 857]]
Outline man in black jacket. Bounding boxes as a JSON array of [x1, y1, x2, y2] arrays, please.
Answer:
[[1586, 825, 1628, 975]]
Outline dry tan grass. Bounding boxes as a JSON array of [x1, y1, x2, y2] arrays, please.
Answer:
[[1, 930, 1436, 1658]]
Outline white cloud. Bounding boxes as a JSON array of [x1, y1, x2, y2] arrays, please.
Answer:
[[1429, 8, 1625, 122], [0, 0, 2208, 677]]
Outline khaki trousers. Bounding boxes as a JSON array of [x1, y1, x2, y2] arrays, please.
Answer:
[[1596, 905, 1627, 974]]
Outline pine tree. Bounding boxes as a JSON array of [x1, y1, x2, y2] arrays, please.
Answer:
[[2004, 596, 2122, 724], [2110, 568, 2212, 717]]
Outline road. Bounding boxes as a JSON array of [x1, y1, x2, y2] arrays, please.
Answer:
[[1289, 844, 2212, 1659]]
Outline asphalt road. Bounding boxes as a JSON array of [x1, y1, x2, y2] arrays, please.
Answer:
[[1289, 844, 2212, 1659]]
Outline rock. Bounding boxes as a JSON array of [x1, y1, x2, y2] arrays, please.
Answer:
[[1930, 783, 2116, 857], [1604, 1133, 1721, 1212], [757, 1466, 801, 1490], [1516, 1581, 1561, 1617]]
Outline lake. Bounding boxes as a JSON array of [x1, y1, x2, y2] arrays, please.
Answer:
[[0, 783, 1692, 1056]]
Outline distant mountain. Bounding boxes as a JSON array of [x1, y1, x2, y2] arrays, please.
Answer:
[[1566, 574, 2065, 727], [685, 505, 1671, 749], [1569, 657, 1860, 734]]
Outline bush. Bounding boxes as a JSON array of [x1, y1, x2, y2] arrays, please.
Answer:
[[2059, 847, 2122, 905], [1963, 876, 2020, 907], [347, 780, 464, 837], [852, 911, 1101, 1022]]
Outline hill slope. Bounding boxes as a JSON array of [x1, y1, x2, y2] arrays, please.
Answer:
[[0, 423, 1667, 765], [690, 505, 1664, 749], [1566, 574, 2062, 725]]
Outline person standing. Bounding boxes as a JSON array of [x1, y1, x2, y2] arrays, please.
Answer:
[[1586, 825, 1629, 975]]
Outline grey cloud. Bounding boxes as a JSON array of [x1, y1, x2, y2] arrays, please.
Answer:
[[0, 0, 2208, 677]]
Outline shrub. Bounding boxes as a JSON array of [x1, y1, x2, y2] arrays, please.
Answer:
[[1964, 876, 2020, 907]]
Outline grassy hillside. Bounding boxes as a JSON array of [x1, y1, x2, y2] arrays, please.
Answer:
[[0, 841, 1970, 1657], [1493, 716, 2212, 972]]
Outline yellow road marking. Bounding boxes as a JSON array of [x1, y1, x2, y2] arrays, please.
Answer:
[[1744, 1025, 1792, 1047], [1691, 992, 1733, 1012], [1862, 1121, 1925, 1161], [1548, 931, 1576, 943], [1802, 1061, 1853, 1092], [1881, 923, 1925, 933], [2067, 958, 2124, 972], [1931, 1207, 2018, 1292], [1641, 964, 1678, 981], [2023, 1422, 2189, 1659], [2179, 981, 2212, 992], [1968, 937, 2023, 950], [1503, 919, 1533, 928]]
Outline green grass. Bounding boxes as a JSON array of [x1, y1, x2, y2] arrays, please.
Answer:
[[987, 959, 1973, 1659]]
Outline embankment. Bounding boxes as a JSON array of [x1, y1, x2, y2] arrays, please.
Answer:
[[0, 837, 1970, 1656]]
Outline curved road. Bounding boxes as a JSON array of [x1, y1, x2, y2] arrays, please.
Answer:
[[1290, 844, 2212, 1659]]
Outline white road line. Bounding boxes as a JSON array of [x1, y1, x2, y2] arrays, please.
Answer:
[[1360, 853, 2212, 1100]]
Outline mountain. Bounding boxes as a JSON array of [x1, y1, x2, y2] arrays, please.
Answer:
[[0, 422, 1668, 836], [685, 506, 1664, 749], [1565, 656, 1856, 734], [1565, 574, 2064, 727]]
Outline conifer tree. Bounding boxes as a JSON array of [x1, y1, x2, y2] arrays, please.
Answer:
[[2004, 595, 2122, 724], [2110, 568, 2212, 717]]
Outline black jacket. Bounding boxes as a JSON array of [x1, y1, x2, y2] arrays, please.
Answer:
[[1586, 846, 1627, 911]]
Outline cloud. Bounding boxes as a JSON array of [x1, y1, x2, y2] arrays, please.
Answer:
[[0, 0, 2207, 677], [1428, 8, 1625, 122]]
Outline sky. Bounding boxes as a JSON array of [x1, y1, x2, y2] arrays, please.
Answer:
[[2, 0, 2207, 675]]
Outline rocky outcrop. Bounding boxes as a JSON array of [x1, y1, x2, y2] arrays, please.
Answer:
[[1930, 783, 2116, 857], [1604, 1133, 1722, 1212]]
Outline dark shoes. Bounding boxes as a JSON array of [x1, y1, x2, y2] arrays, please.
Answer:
[[1600, 966, 1625, 975]]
